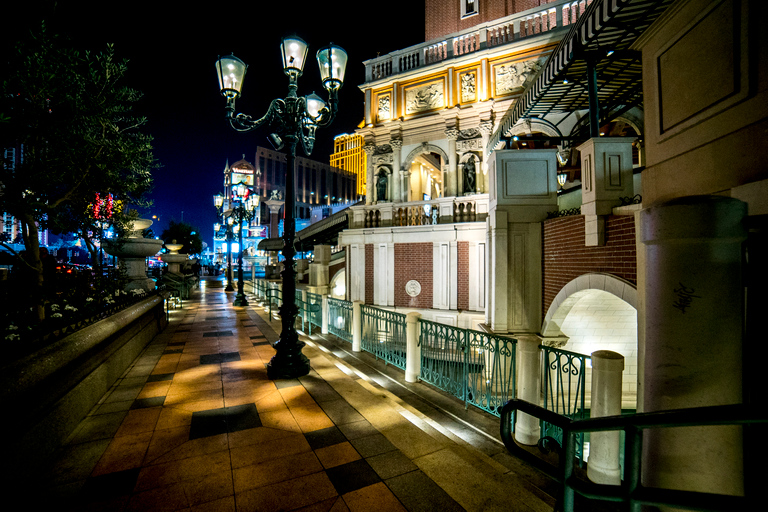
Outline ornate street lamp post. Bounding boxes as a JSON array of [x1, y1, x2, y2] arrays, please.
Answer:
[[213, 193, 235, 292], [215, 37, 347, 379], [215, 188, 259, 304]]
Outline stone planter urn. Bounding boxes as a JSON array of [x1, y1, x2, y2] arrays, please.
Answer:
[[161, 241, 187, 275], [103, 218, 164, 292]]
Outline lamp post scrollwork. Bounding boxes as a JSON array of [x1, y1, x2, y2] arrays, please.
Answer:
[[215, 37, 347, 380]]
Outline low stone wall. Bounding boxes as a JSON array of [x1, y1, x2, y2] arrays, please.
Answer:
[[0, 295, 167, 482]]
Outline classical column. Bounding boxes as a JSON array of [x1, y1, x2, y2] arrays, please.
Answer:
[[405, 312, 422, 383], [364, 143, 376, 205], [445, 128, 459, 197], [478, 121, 494, 194], [400, 169, 410, 202], [640, 195, 746, 498], [390, 138, 403, 203], [514, 335, 541, 446], [588, 350, 624, 486]]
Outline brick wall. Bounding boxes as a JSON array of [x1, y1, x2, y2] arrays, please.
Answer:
[[425, 1, 554, 41], [458, 241, 469, 310], [394, 243, 434, 308], [542, 215, 637, 316]]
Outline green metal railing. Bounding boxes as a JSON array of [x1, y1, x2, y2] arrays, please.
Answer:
[[420, 320, 516, 417], [307, 292, 322, 331], [360, 305, 407, 369], [500, 400, 759, 511], [328, 298, 353, 343], [541, 346, 591, 464]]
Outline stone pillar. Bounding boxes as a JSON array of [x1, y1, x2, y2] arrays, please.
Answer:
[[321, 295, 329, 335], [640, 195, 746, 497], [489, 210, 508, 332], [364, 144, 376, 205], [265, 199, 285, 240], [478, 121, 494, 194], [309, 244, 331, 295], [577, 137, 634, 246], [588, 350, 624, 486], [405, 312, 422, 383], [352, 300, 363, 352], [400, 170, 410, 202], [445, 128, 459, 197], [390, 138, 403, 203], [514, 335, 541, 446]]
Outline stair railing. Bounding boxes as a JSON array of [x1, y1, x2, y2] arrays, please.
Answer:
[[499, 399, 760, 511]]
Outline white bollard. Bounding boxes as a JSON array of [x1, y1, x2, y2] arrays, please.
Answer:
[[352, 301, 363, 352], [405, 312, 422, 383], [587, 350, 624, 485], [514, 335, 542, 446], [321, 295, 329, 334]]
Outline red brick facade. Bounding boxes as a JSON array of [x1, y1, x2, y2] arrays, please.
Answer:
[[425, 0, 556, 41], [542, 215, 637, 316], [394, 243, 434, 308], [457, 241, 469, 311]]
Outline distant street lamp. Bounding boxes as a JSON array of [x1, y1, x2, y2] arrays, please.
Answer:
[[215, 37, 347, 379], [213, 193, 235, 292]]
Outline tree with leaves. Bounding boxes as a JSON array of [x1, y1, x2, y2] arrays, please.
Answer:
[[0, 25, 157, 322], [161, 221, 204, 257]]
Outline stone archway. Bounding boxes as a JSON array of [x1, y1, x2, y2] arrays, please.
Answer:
[[541, 273, 638, 409], [403, 143, 448, 201], [329, 268, 345, 299]]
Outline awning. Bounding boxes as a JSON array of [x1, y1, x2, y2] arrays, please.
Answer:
[[486, 0, 674, 158], [257, 207, 351, 252]]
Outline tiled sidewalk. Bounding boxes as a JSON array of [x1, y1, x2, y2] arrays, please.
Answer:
[[41, 277, 555, 512]]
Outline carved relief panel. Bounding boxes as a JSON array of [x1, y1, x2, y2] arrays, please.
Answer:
[[404, 78, 445, 115], [492, 57, 544, 97]]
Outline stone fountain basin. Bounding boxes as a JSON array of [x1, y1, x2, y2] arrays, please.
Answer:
[[160, 253, 188, 263], [104, 238, 164, 258]]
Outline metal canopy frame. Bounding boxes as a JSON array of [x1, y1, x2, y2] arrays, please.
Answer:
[[487, 0, 674, 156]]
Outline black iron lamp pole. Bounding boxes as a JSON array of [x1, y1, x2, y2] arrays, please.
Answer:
[[214, 194, 235, 292], [215, 38, 347, 379]]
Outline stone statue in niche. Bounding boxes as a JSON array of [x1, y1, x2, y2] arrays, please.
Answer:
[[376, 170, 388, 202], [463, 158, 476, 193]]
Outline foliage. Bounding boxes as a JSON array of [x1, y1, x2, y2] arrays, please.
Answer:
[[161, 220, 204, 256], [0, 24, 157, 320]]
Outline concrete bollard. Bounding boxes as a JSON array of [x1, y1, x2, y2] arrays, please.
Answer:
[[405, 312, 422, 383], [588, 350, 624, 485], [321, 295, 329, 334], [514, 335, 542, 446], [352, 301, 363, 352]]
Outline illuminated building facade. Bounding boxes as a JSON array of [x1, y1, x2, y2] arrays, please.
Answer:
[[330, 133, 367, 198]]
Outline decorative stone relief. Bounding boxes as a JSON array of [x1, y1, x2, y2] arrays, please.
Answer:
[[377, 94, 391, 121], [494, 58, 543, 96], [457, 138, 483, 152], [460, 71, 476, 102], [405, 280, 422, 297], [405, 81, 444, 114]]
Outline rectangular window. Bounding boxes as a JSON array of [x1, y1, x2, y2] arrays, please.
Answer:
[[462, 0, 478, 18]]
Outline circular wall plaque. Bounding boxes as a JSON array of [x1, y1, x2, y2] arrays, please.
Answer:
[[405, 280, 421, 297]]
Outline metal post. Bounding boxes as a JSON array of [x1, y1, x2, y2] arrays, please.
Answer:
[[587, 56, 600, 138], [267, 136, 310, 379], [225, 230, 234, 292], [233, 217, 248, 306]]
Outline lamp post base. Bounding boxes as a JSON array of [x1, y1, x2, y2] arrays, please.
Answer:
[[266, 338, 310, 379], [233, 293, 249, 306]]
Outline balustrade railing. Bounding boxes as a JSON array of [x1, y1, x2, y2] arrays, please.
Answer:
[[307, 292, 322, 331], [360, 305, 407, 369], [352, 195, 488, 229], [364, 0, 585, 82], [420, 320, 516, 417]]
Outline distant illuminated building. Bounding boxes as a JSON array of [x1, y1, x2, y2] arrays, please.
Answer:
[[330, 134, 366, 199]]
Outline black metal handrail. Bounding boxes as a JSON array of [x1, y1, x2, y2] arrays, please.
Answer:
[[499, 399, 760, 511]]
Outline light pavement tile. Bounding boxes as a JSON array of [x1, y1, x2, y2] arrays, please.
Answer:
[[379, 424, 446, 460], [114, 408, 162, 438], [155, 407, 193, 430], [163, 388, 224, 405], [230, 433, 312, 469], [366, 450, 418, 480], [279, 385, 316, 406], [236, 471, 338, 512], [315, 441, 362, 469], [233, 451, 322, 494], [189, 495, 236, 512], [136, 381, 171, 399], [227, 426, 298, 449], [143, 426, 190, 464], [91, 431, 153, 476], [149, 434, 229, 466], [290, 404, 335, 432], [126, 482, 189, 511], [342, 482, 407, 512], [254, 390, 287, 412]]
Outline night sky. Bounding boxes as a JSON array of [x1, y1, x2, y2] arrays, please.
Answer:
[[4, 1, 426, 247]]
